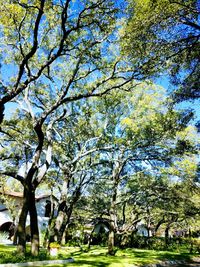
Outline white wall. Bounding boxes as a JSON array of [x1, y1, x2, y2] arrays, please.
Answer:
[[0, 210, 13, 226], [0, 197, 52, 231]]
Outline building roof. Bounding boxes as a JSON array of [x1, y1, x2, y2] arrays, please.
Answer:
[[0, 190, 56, 201]]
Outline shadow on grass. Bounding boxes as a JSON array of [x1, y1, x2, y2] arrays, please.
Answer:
[[129, 249, 194, 264], [45, 263, 109, 267], [0, 244, 16, 252], [69, 259, 110, 267], [0, 245, 198, 266]]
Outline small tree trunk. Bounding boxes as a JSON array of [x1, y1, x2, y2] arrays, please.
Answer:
[[108, 197, 117, 255], [58, 208, 73, 244], [49, 180, 69, 243], [108, 163, 121, 256], [154, 218, 165, 237], [61, 229, 67, 245], [0, 103, 5, 125], [87, 227, 95, 250], [108, 228, 115, 255], [29, 189, 40, 256], [189, 228, 193, 253], [147, 226, 151, 238], [44, 215, 54, 248], [165, 225, 170, 246], [50, 187, 81, 244], [50, 209, 66, 242], [43, 193, 55, 248], [13, 224, 18, 245]]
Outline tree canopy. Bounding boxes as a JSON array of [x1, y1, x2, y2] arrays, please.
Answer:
[[0, 0, 199, 258], [121, 0, 200, 102]]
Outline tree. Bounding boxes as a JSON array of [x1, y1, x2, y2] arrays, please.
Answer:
[[86, 83, 198, 254], [0, 0, 134, 124], [121, 0, 200, 102], [0, 0, 139, 256], [0, 111, 58, 255], [46, 103, 110, 245]]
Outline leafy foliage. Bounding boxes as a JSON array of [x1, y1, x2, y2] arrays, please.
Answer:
[[121, 0, 200, 101]]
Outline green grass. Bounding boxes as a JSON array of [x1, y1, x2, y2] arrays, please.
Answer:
[[0, 244, 199, 267], [46, 246, 197, 267]]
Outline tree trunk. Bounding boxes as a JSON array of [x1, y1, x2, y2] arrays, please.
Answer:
[[59, 216, 70, 245], [108, 161, 121, 256], [47, 200, 67, 244], [51, 203, 73, 244], [16, 187, 30, 255], [13, 220, 18, 245], [50, 186, 81, 244], [108, 228, 115, 255], [147, 226, 151, 238], [61, 228, 67, 245], [0, 103, 4, 125], [13, 227, 18, 245], [87, 227, 95, 250], [108, 188, 117, 255], [154, 217, 165, 237], [189, 227, 193, 253], [51, 208, 66, 242], [44, 213, 55, 248], [58, 206, 73, 244], [29, 189, 40, 256], [43, 192, 55, 248], [165, 225, 170, 246], [49, 180, 68, 243]]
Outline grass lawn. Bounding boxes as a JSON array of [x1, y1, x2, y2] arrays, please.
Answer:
[[0, 244, 199, 267]]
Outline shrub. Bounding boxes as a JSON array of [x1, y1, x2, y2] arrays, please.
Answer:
[[49, 242, 61, 248], [0, 248, 49, 264], [0, 252, 25, 263]]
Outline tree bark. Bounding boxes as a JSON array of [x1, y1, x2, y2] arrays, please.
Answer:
[[50, 199, 77, 244], [47, 200, 67, 244], [58, 189, 81, 244], [108, 228, 115, 255], [13, 226, 18, 245], [58, 210, 72, 244], [29, 189, 40, 256], [43, 193, 55, 248], [154, 217, 165, 236], [108, 159, 123, 255], [165, 225, 170, 246], [0, 103, 4, 125], [49, 183, 81, 245], [16, 187, 30, 255], [108, 184, 117, 255]]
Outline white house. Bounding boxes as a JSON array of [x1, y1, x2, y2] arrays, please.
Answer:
[[0, 190, 57, 242]]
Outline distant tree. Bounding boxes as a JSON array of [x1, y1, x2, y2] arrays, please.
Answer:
[[87, 84, 198, 254]]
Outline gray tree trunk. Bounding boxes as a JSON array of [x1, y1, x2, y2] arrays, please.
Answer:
[[16, 187, 29, 255], [29, 189, 40, 256]]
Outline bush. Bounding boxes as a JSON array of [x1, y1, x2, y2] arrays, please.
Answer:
[[0, 252, 25, 263], [0, 249, 49, 264], [130, 235, 149, 249], [49, 242, 61, 248], [147, 237, 166, 250], [189, 238, 200, 253], [127, 235, 200, 252]]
